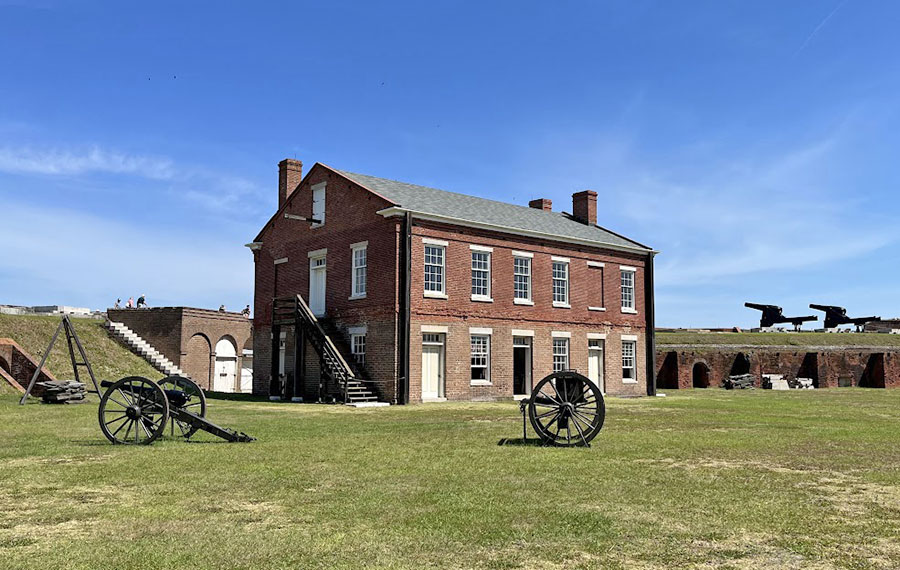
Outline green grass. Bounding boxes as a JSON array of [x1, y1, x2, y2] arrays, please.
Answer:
[[0, 314, 158, 382], [657, 330, 900, 347], [2, 390, 899, 569]]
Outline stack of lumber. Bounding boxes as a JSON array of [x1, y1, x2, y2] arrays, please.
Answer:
[[35, 381, 86, 403], [788, 377, 815, 389], [724, 374, 755, 389]]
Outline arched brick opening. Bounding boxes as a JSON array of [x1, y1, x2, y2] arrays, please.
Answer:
[[860, 353, 885, 388], [692, 362, 710, 388], [657, 351, 679, 389], [185, 333, 212, 390], [0, 355, 10, 374], [730, 352, 751, 376], [798, 353, 819, 388]]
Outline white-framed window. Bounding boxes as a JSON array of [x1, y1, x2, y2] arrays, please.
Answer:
[[622, 340, 636, 380], [312, 182, 325, 226], [621, 267, 636, 312], [471, 251, 491, 300], [351, 334, 366, 365], [552, 260, 569, 306], [424, 244, 446, 296], [514, 255, 532, 302], [470, 335, 490, 382], [350, 242, 367, 298], [552, 338, 569, 372]]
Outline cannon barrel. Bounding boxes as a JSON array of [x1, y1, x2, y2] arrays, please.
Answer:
[[744, 302, 779, 311], [809, 303, 845, 314]]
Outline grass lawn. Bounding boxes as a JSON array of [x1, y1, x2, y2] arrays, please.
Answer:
[[1, 390, 899, 569], [657, 331, 900, 347], [0, 314, 158, 381]]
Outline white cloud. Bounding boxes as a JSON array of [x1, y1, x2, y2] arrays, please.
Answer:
[[0, 145, 175, 179], [0, 143, 268, 217], [520, 124, 896, 288], [0, 201, 253, 310]]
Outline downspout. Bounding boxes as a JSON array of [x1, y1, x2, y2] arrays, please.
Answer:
[[645, 251, 657, 396], [396, 212, 412, 404]]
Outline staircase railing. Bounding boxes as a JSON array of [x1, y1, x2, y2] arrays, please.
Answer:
[[273, 295, 360, 403]]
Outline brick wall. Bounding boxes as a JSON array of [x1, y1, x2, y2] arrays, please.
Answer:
[[405, 219, 649, 401], [656, 346, 900, 389], [252, 164, 401, 398], [0, 338, 56, 394], [107, 307, 252, 390], [251, 162, 654, 402]]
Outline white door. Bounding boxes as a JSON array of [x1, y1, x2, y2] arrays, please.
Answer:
[[588, 341, 605, 394], [309, 256, 326, 316], [422, 345, 442, 399], [240, 353, 253, 393], [214, 338, 237, 392]]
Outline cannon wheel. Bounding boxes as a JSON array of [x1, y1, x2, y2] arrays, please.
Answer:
[[528, 371, 605, 447], [98, 376, 169, 445], [158, 375, 206, 438]]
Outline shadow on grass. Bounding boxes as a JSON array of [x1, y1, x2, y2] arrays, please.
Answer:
[[497, 437, 546, 447], [203, 392, 270, 402]]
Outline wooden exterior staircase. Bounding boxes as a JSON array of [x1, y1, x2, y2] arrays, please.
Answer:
[[272, 295, 381, 404]]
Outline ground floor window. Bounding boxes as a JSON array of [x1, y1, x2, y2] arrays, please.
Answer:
[[622, 340, 636, 380], [552, 338, 569, 372], [351, 334, 366, 365], [470, 335, 490, 381]]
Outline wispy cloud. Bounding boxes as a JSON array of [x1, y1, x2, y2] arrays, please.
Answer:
[[0, 200, 252, 309], [0, 143, 268, 217], [519, 117, 896, 289], [0, 145, 175, 179], [794, 0, 849, 56]]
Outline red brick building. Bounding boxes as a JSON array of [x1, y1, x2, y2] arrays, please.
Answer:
[[248, 159, 657, 404]]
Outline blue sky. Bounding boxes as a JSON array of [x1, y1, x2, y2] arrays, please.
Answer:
[[1, 1, 898, 327]]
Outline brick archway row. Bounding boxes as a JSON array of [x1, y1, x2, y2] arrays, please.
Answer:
[[655, 347, 897, 389]]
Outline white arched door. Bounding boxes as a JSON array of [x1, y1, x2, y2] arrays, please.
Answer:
[[214, 337, 237, 392]]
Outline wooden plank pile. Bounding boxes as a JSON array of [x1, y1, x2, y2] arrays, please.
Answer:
[[788, 377, 815, 389], [724, 374, 755, 389], [35, 380, 87, 404]]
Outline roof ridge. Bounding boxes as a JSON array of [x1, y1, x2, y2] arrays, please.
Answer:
[[336, 168, 558, 214]]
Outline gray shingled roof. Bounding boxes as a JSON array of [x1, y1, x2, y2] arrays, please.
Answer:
[[334, 168, 652, 252]]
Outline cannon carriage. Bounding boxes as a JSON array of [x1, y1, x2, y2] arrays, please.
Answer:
[[98, 375, 254, 445], [518, 371, 606, 447]]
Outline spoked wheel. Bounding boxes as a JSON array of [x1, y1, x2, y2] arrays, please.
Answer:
[[528, 371, 605, 447], [158, 375, 206, 438], [98, 376, 169, 445]]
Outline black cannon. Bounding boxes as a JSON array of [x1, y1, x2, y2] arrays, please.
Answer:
[[744, 303, 817, 330], [517, 371, 605, 447], [809, 304, 880, 331], [97, 375, 254, 445]]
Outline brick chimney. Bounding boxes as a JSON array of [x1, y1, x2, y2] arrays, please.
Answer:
[[278, 158, 303, 209], [572, 190, 597, 225], [529, 198, 552, 212]]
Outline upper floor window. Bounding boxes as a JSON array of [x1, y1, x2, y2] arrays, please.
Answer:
[[587, 261, 605, 311], [312, 183, 326, 226], [470, 247, 492, 301], [513, 254, 532, 303], [350, 242, 367, 299], [552, 258, 570, 307], [622, 339, 636, 380], [552, 338, 569, 372], [423, 240, 447, 297], [621, 266, 636, 313]]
